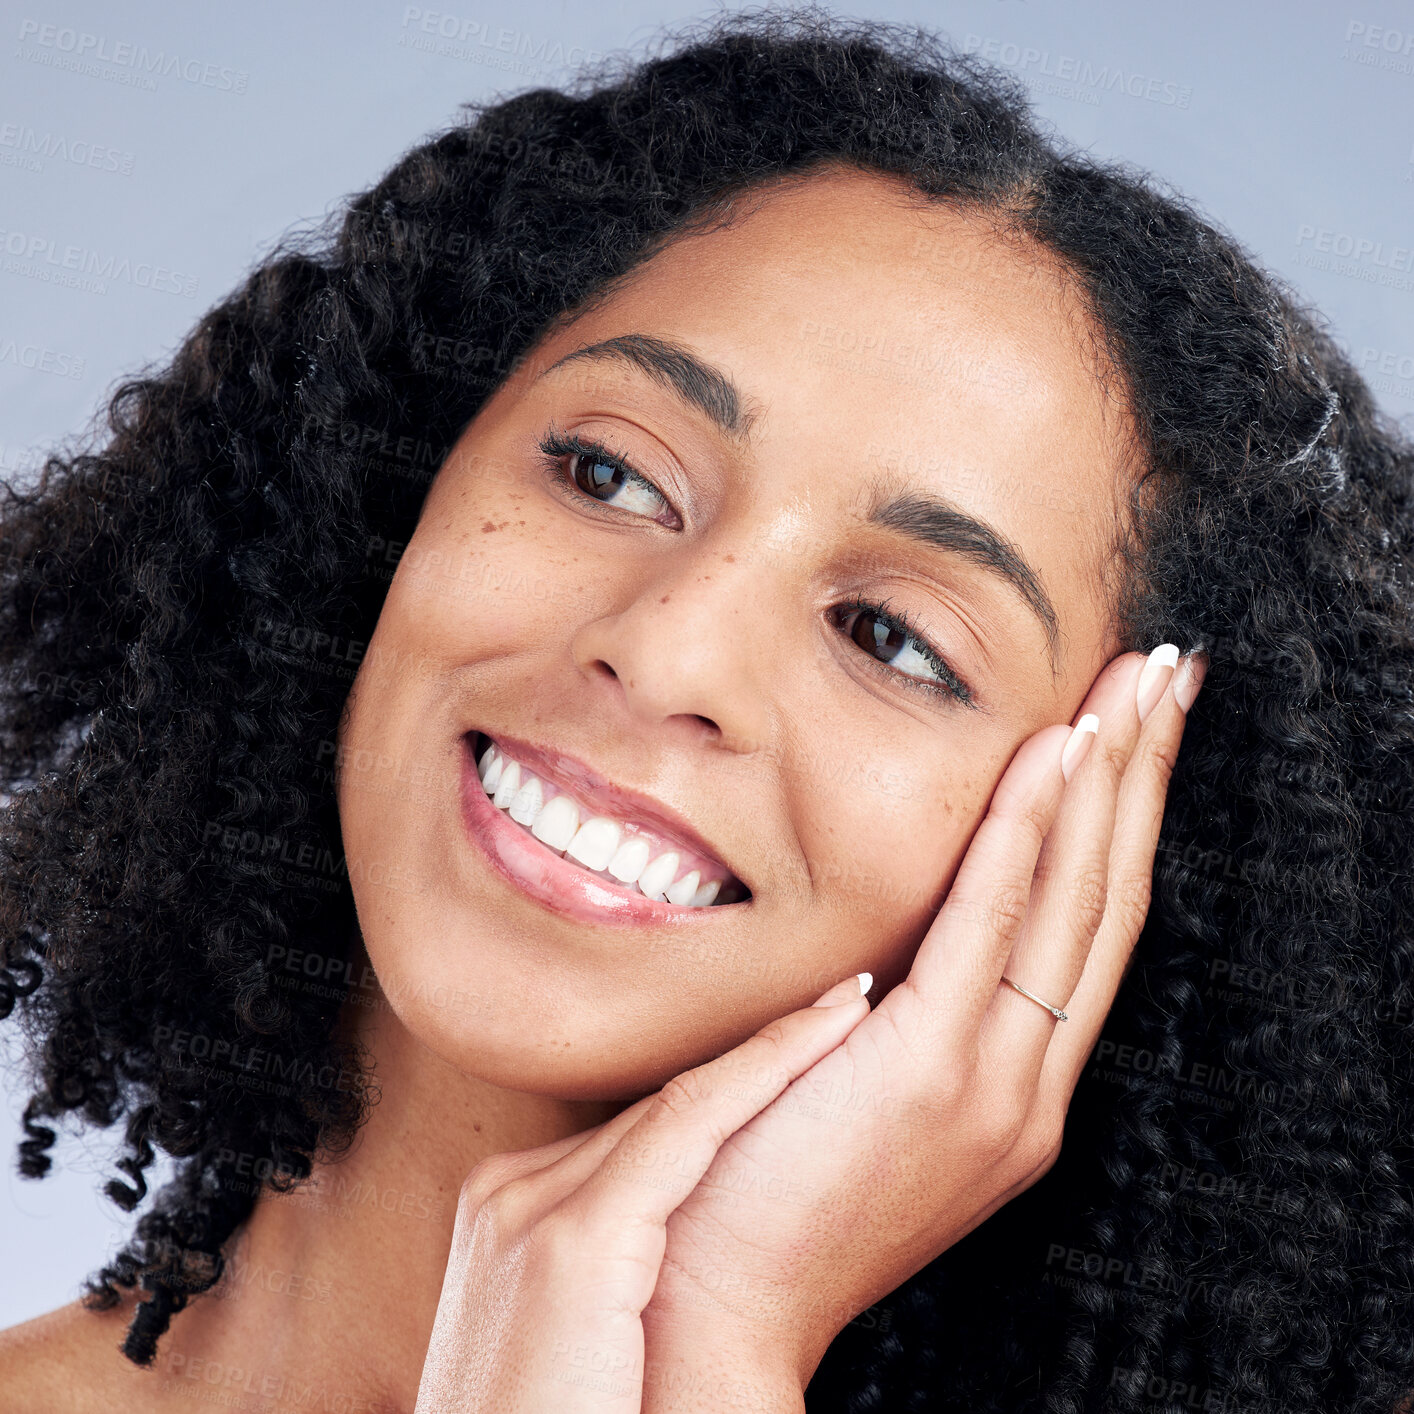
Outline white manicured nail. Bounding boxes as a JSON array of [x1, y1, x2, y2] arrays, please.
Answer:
[[1060, 713, 1099, 783], [1136, 644, 1180, 723], [1172, 652, 1209, 713], [812, 971, 873, 1007]]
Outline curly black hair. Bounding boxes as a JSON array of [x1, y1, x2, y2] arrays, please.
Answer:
[[3, 7, 1412, 1411]]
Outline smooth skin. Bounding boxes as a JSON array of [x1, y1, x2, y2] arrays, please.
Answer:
[[415, 648, 1202, 1413], [0, 164, 1204, 1411]]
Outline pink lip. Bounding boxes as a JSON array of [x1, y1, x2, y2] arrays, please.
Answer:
[[472, 728, 745, 882], [459, 736, 750, 927]]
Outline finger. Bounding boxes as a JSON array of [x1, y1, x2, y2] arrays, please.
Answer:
[[897, 720, 1072, 1044], [1040, 650, 1205, 1106], [558, 974, 872, 1238], [980, 648, 1164, 1079], [456, 1091, 661, 1217], [474, 975, 870, 1225]]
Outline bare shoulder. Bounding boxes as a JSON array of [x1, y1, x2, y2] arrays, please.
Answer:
[[0, 1296, 154, 1414]]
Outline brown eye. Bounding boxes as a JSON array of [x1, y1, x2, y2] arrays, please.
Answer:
[[539, 431, 676, 524], [569, 450, 630, 501], [843, 604, 911, 667], [832, 599, 974, 706]]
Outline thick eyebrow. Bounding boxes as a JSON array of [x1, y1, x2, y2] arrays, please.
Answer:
[[865, 478, 1062, 673], [535, 333, 759, 441], [538, 331, 1061, 671]]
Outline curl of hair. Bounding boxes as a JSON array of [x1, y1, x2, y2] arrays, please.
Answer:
[[2, 7, 1412, 1408]]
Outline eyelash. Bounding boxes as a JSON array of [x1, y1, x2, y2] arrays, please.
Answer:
[[830, 595, 976, 707], [537, 426, 677, 525], [535, 426, 977, 708]]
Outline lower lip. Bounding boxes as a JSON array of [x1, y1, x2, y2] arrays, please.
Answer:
[[459, 735, 748, 927]]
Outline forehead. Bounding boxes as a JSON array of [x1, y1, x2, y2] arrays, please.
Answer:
[[521, 166, 1136, 666], [603, 166, 1128, 439]]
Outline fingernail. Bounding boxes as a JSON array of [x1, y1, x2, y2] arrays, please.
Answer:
[[812, 972, 872, 1007], [1060, 713, 1098, 783], [1172, 651, 1208, 713], [1136, 643, 1180, 723]]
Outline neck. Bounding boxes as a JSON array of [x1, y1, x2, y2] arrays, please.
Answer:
[[147, 935, 624, 1413]]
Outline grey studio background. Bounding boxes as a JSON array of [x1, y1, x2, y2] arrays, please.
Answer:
[[1, 0, 1412, 1329]]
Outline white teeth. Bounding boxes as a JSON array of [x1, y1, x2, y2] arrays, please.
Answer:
[[507, 775, 543, 827], [690, 878, 720, 907], [636, 850, 680, 901], [478, 738, 738, 906], [607, 835, 651, 884], [665, 869, 701, 906], [481, 750, 504, 795], [492, 759, 521, 809], [565, 816, 622, 872], [530, 793, 580, 851]]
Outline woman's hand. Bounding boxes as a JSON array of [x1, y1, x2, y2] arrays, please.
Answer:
[[636, 646, 1206, 1409], [411, 968, 875, 1414]]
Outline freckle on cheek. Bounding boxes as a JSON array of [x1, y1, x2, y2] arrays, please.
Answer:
[[481, 522, 497, 533]]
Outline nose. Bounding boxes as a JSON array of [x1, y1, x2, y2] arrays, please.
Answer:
[[569, 537, 776, 757]]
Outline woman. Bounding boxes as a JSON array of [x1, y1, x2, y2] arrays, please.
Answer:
[[1, 10, 1411, 1412]]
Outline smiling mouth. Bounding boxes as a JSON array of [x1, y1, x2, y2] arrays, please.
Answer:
[[468, 731, 751, 908]]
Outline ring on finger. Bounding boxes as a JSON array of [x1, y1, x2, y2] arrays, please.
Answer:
[[1000, 974, 1069, 1022]]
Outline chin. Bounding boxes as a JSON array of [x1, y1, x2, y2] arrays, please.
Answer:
[[364, 937, 698, 1102]]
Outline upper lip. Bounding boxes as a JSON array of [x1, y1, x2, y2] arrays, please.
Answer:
[[470, 728, 749, 893]]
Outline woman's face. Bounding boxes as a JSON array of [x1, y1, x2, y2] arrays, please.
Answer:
[[337, 164, 1136, 1100]]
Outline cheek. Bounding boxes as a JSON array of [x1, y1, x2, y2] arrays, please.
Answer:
[[377, 489, 575, 662], [793, 732, 1015, 971]]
